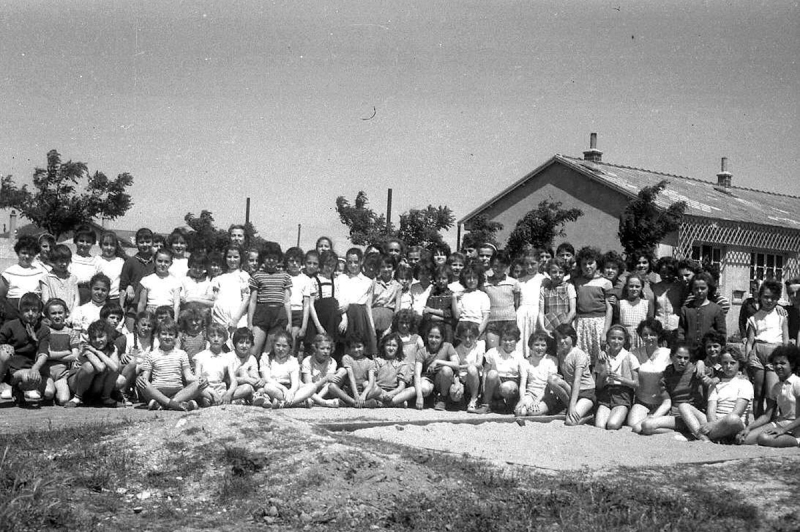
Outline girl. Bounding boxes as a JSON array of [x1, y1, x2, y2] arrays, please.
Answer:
[[638, 341, 708, 436], [335, 248, 377, 356], [64, 320, 120, 408], [178, 304, 208, 369], [627, 318, 672, 432], [555, 242, 576, 278], [455, 263, 491, 339], [538, 248, 554, 272], [483, 251, 521, 350], [97, 231, 127, 305], [117, 310, 157, 402], [207, 252, 224, 279], [248, 243, 292, 360], [516, 250, 545, 357], [428, 242, 451, 267], [738, 345, 800, 447], [193, 323, 238, 406], [422, 265, 457, 344], [745, 279, 789, 418], [618, 273, 652, 352], [138, 249, 181, 319], [594, 325, 640, 430], [454, 321, 485, 413], [390, 308, 424, 367], [627, 250, 656, 312], [373, 333, 416, 406], [537, 258, 576, 337], [573, 247, 613, 366], [652, 257, 682, 332], [303, 251, 339, 351], [413, 323, 459, 410], [0, 235, 44, 323], [181, 251, 215, 311], [136, 319, 206, 411], [39, 244, 80, 315], [678, 272, 726, 352], [446, 252, 466, 296], [34, 233, 56, 272], [284, 246, 314, 358], [71, 273, 112, 337], [229, 327, 263, 404], [395, 264, 414, 311], [544, 324, 595, 426], [315, 236, 334, 256], [682, 346, 753, 442], [211, 244, 251, 332], [167, 229, 189, 279], [371, 254, 401, 340], [327, 338, 378, 408], [383, 238, 404, 262], [476, 323, 525, 415], [514, 331, 558, 417], [410, 261, 434, 318], [244, 247, 261, 275], [257, 330, 317, 408], [71, 225, 101, 305], [301, 333, 341, 407]]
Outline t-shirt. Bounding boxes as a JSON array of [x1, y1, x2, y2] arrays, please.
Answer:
[[770, 373, 800, 422], [230, 353, 259, 381], [374, 357, 412, 390], [747, 308, 786, 344], [289, 273, 316, 311], [458, 290, 490, 325], [409, 282, 431, 317], [523, 355, 559, 398], [632, 347, 671, 405], [70, 254, 100, 285], [454, 340, 485, 378], [140, 273, 182, 308], [484, 276, 521, 322], [373, 278, 401, 310], [342, 355, 376, 386], [2, 264, 44, 298], [415, 342, 458, 375], [335, 273, 373, 306], [169, 258, 188, 279], [708, 377, 753, 423], [142, 348, 191, 389], [559, 347, 595, 391], [660, 363, 705, 409], [48, 325, 80, 355], [71, 301, 103, 336], [97, 256, 125, 299], [261, 355, 300, 385], [400, 333, 424, 366], [249, 271, 292, 305], [181, 276, 214, 305], [40, 272, 79, 313], [193, 349, 233, 395], [484, 347, 524, 379], [301, 356, 337, 384], [573, 275, 612, 318], [601, 348, 641, 384]]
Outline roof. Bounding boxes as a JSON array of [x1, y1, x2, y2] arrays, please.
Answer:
[[460, 154, 800, 231]]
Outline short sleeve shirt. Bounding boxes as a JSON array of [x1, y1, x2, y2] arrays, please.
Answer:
[[559, 347, 595, 391], [342, 355, 376, 384], [484, 347, 524, 379], [415, 342, 458, 375], [708, 377, 753, 422], [301, 356, 337, 384], [142, 349, 191, 389], [374, 357, 412, 389], [770, 373, 800, 422], [524, 355, 559, 398], [261, 355, 300, 385]]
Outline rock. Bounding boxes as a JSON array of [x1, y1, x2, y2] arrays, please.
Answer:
[[133, 507, 143, 514], [299, 512, 313, 523], [268, 505, 279, 517], [136, 491, 151, 500], [175, 419, 187, 428]]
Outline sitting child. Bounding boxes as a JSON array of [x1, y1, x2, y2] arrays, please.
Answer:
[[594, 325, 640, 430], [42, 298, 80, 405], [229, 327, 263, 404], [0, 293, 50, 406], [475, 323, 525, 415], [301, 333, 341, 407], [373, 333, 415, 407], [328, 337, 380, 408], [454, 321, 485, 413], [514, 331, 558, 417], [64, 320, 120, 408], [193, 323, 239, 406], [256, 330, 317, 408], [543, 323, 596, 426], [413, 323, 459, 410]]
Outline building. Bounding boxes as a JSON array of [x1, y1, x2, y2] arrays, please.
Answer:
[[458, 134, 800, 336]]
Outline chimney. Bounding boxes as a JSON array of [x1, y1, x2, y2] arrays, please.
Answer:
[[9, 210, 17, 236], [716, 157, 732, 187], [101, 217, 108, 229], [583, 132, 603, 162]]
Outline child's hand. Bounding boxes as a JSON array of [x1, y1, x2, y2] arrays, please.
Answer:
[[285, 323, 292, 334], [254, 378, 265, 389], [415, 396, 424, 410], [220, 395, 232, 405], [299, 326, 307, 337], [284, 390, 295, 404], [354, 397, 365, 408], [197, 377, 209, 390], [735, 428, 750, 444], [24, 369, 41, 386], [338, 316, 348, 334], [567, 409, 582, 425], [135, 375, 148, 390]]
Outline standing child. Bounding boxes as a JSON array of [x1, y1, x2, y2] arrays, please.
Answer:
[[138, 249, 181, 319], [514, 331, 558, 416], [745, 279, 789, 418], [71, 273, 112, 338], [193, 323, 238, 406], [572, 246, 613, 366], [228, 327, 264, 404], [422, 265, 457, 343], [678, 272, 726, 352], [476, 323, 525, 414], [454, 321, 485, 413], [257, 330, 317, 408], [0, 235, 45, 323], [181, 251, 215, 312], [119, 228, 155, 332], [516, 250, 546, 357], [34, 233, 56, 272], [248, 242, 292, 359], [64, 320, 120, 408], [284, 247, 314, 358], [372, 254, 401, 340], [543, 324, 595, 426], [301, 333, 341, 407], [211, 244, 251, 332], [618, 273, 652, 352], [395, 264, 415, 312], [409, 261, 433, 319], [244, 247, 261, 275], [373, 332, 416, 407], [327, 337, 379, 408], [167, 229, 189, 279], [335, 248, 377, 356], [40, 244, 81, 314], [455, 263, 491, 339], [41, 298, 80, 405], [303, 251, 340, 348], [413, 323, 459, 410], [0, 293, 50, 405], [482, 251, 521, 350], [71, 225, 101, 305], [97, 231, 127, 306], [178, 304, 209, 369], [446, 252, 466, 296], [594, 325, 640, 430], [537, 258, 577, 337]]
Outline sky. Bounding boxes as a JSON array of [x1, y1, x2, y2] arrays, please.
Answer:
[[1, 0, 798, 251]]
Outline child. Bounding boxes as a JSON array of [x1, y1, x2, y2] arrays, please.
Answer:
[[481, 251, 522, 352], [193, 323, 239, 406], [454, 321, 485, 413], [627, 319, 672, 432], [64, 320, 120, 408], [738, 345, 800, 447], [638, 341, 708, 436], [537, 258, 576, 336], [119, 228, 155, 331], [181, 251, 215, 311], [594, 325, 640, 430], [373, 332, 416, 406], [151, 234, 165, 254], [207, 251, 224, 279], [327, 337, 379, 408], [409, 261, 433, 318], [422, 265, 457, 343], [178, 304, 209, 368], [100, 302, 127, 355], [0, 293, 50, 405], [71, 273, 112, 338], [476, 323, 525, 414], [248, 242, 292, 359], [652, 257, 682, 332], [678, 272, 726, 352], [256, 330, 317, 408], [745, 279, 789, 418], [41, 298, 80, 405], [284, 247, 315, 358], [390, 309, 424, 367], [136, 319, 206, 411], [572, 246, 613, 366], [413, 323, 459, 410], [40, 244, 81, 314], [303, 250, 320, 278], [303, 250, 339, 348], [395, 264, 415, 312], [117, 310, 157, 402], [244, 247, 261, 275], [455, 262, 491, 338], [34, 233, 56, 272], [681, 346, 753, 442], [71, 225, 101, 305], [372, 254, 401, 340], [446, 252, 466, 296], [167, 229, 189, 278], [301, 334, 341, 407], [229, 225, 248, 248], [211, 244, 250, 331], [514, 331, 558, 416], [138, 249, 181, 319], [315, 236, 334, 256], [97, 231, 127, 305], [0, 235, 45, 323], [618, 273, 652, 352], [516, 250, 546, 357], [335, 248, 377, 356], [555, 242, 576, 273], [228, 327, 264, 403], [543, 324, 595, 426]]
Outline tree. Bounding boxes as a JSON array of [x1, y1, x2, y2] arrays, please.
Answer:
[[0, 150, 133, 239], [506, 200, 583, 257], [335, 191, 388, 246], [618, 180, 686, 258], [397, 205, 455, 248], [461, 214, 503, 250], [184, 211, 229, 253]]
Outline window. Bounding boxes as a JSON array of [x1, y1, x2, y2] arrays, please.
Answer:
[[691, 244, 721, 267], [750, 252, 784, 283]]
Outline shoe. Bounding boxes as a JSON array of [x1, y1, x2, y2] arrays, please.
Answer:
[[119, 393, 134, 407], [23, 390, 41, 402], [305, 398, 313, 408], [434, 396, 446, 411], [64, 397, 82, 409], [186, 400, 199, 411], [252, 393, 267, 407], [147, 399, 160, 411], [467, 399, 478, 413], [364, 399, 382, 409], [473, 403, 491, 415], [100, 397, 118, 408], [231, 399, 246, 406], [0, 384, 13, 401], [271, 398, 280, 409], [325, 399, 340, 408]]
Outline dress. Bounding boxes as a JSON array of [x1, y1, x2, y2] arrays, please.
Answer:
[[97, 256, 125, 300], [618, 298, 650, 351], [335, 273, 376, 355], [304, 274, 341, 344], [516, 273, 545, 356], [1, 264, 45, 322], [211, 270, 251, 328]]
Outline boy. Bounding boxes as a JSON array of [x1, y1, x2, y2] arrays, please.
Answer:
[[119, 227, 155, 331], [39, 244, 81, 315], [193, 323, 238, 406], [248, 242, 292, 359], [101, 302, 127, 355], [284, 247, 315, 360], [42, 298, 80, 405], [0, 293, 51, 405], [327, 338, 378, 407], [301, 333, 340, 407]]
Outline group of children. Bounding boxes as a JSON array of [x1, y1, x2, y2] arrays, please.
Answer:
[[0, 226, 798, 448]]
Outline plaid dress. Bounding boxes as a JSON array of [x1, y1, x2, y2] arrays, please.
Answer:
[[539, 280, 575, 333]]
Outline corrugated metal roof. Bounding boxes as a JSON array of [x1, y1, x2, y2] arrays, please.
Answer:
[[460, 154, 800, 231]]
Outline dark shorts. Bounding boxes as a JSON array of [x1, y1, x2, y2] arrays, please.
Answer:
[[542, 387, 596, 414], [486, 319, 516, 337], [291, 310, 303, 328], [44, 361, 70, 381], [253, 303, 288, 333], [596, 385, 634, 409]]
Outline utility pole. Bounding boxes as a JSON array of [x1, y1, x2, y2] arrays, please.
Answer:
[[386, 188, 393, 233], [245, 197, 251, 224]]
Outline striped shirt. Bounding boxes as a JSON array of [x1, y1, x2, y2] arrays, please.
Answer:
[[142, 349, 191, 389], [249, 271, 292, 304]]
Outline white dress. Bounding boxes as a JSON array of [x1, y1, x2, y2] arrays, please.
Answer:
[[516, 273, 545, 356], [211, 270, 251, 328]]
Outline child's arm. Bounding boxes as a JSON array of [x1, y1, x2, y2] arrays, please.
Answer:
[[395, 290, 404, 317], [283, 289, 292, 333], [566, 288, 577, 324], [82, 346, 107, 373], [234, 284, 250, 328], [513, 284, 521, 311], [247, 290, 258, 329], [221, 362, 239, 404], [516, 365, 528, 411], [137, 286, 149, 314], [566, 362, 584, 423], [739, 400, 776, 441], [603, 299, 613, 336], [308, 300, 324, 335], [361, 368, 376, 401], [414, 360, 424, 410], [706, 398, 719, 423], [91, 346, 119, 373], [172, 286, 181, 320], [299, 294, 311, 338], [451, 295, 460, 323], [346, 367, 363, 407], [781, 314, 790, 346], [40, 279, 52, 306], [745, 324, 755, 359], [478, 309, 490, 338]]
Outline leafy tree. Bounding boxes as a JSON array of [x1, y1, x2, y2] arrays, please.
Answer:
[[618, 180, 686, 258], [184, 211, 229, 253], [506, 200, 583, 257], [461, 214, 503, 250], [335, 191, 388, 246], [0, 150, 133, 239], [397, 205, 455, 248]]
